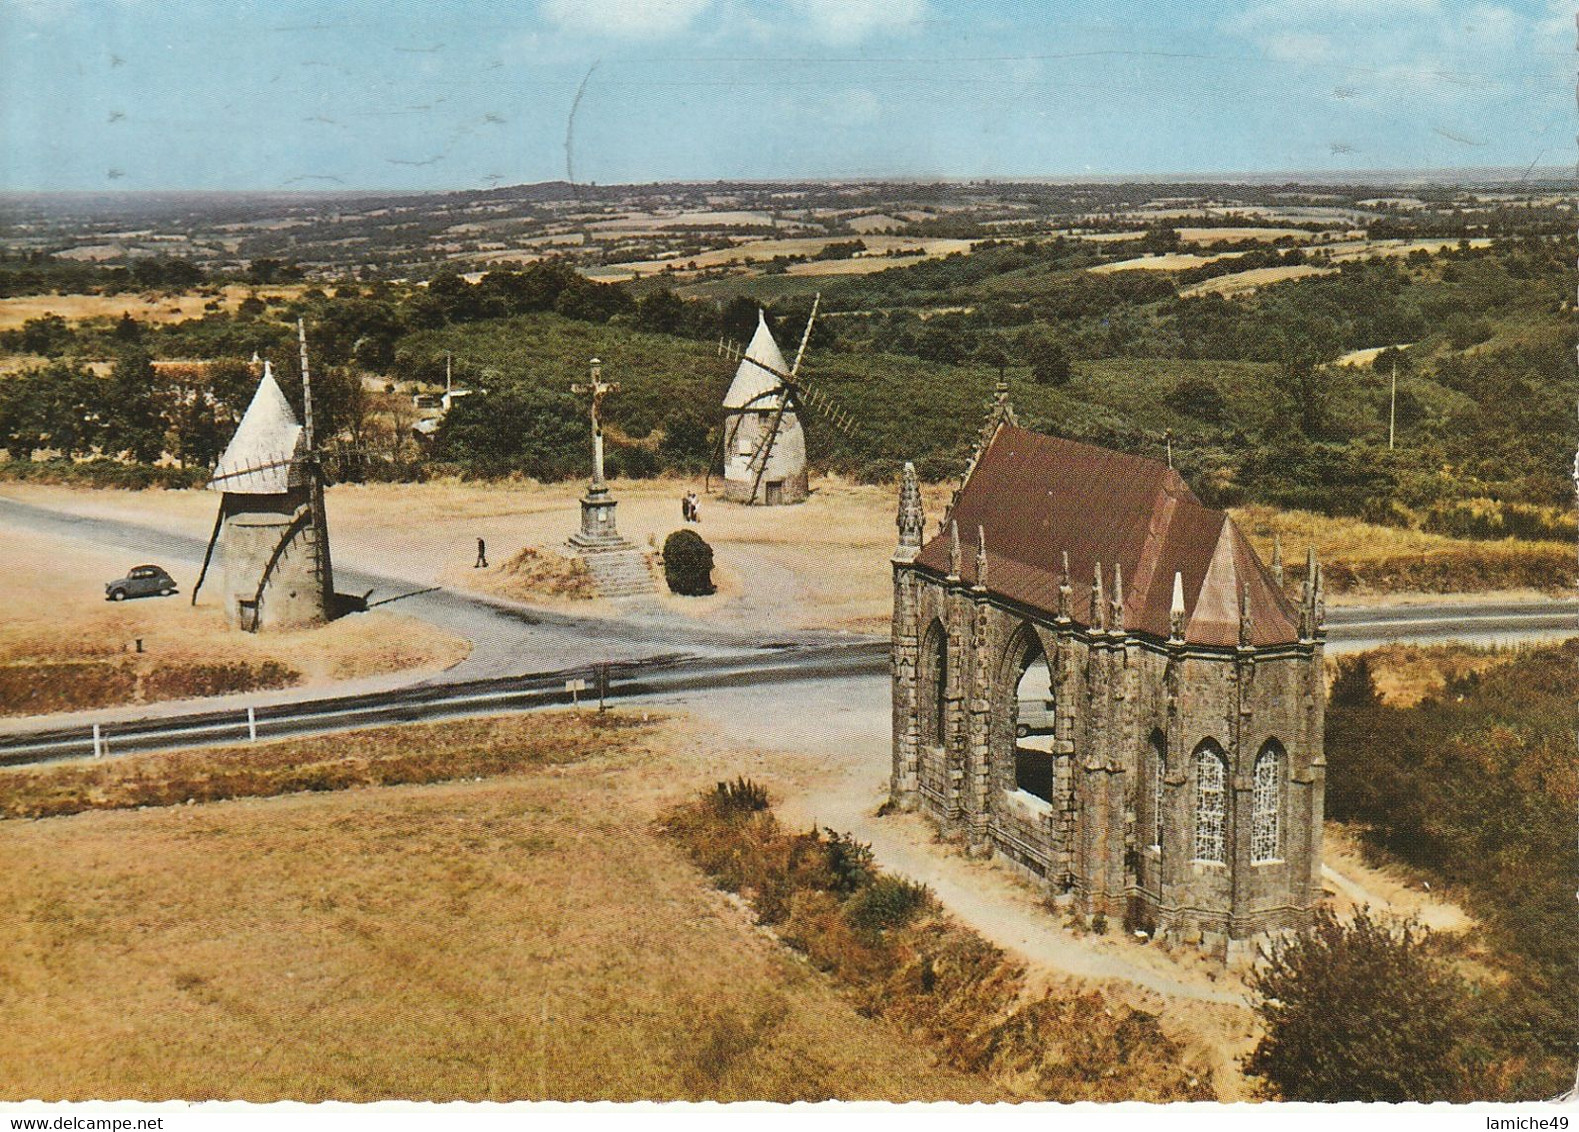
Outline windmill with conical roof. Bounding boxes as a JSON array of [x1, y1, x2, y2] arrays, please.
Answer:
[[191, 320, 336, 631], [716, 296, 855, 505]]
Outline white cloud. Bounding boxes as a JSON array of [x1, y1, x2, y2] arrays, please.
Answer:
[[5, 0, 99, 22], [9, 0, 147, 15], [786, 0, 928, 45], [1225, 0, 1559, 109], [539, 0, 712, 39], [1258, 30, 1335, 64]]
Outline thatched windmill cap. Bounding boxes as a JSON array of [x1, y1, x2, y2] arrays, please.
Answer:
[[723, 309, 791, 410], [210, 362, 307, 494]]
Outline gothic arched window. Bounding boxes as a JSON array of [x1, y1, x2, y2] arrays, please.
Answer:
[[921, 622, 949, 748], [1193, 743, 1227, 864], [1252, 743, 1283, 863]]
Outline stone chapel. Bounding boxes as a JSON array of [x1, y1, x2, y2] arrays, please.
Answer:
[[889, 387, 1327, 958]]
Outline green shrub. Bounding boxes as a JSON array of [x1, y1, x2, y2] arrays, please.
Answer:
[[845, 874, 932, 933], [710, 775, 768, 816], [822, 828, 875, 895], [1247, 908, 1472, 1101], [1323, 641, 1577, 1097], [663, 528, 715, 596], [0, 458, 207, 490]]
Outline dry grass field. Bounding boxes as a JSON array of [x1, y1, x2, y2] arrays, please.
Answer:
[[1334, 344, 1410, 367], [0, 711, 1005, 1102], [1174, 227, 1321, 244], [0, 285, 305, 332], [587, 209, 782, 232], [0, 630, 1501, 1101], [591, 235, 976, 281], [1090, 251, 1245, 273], [0, 476, 954, 633], [1233, 504, 1574, 597], [1322, 236, 1493, 263], [1353, 641, 1523, 708], [1178, 264, 1336, 297], [781, 254, 934, 276], [0, 524, 467, 716]]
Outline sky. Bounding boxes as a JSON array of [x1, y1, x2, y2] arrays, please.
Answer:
[[0, 0, 1571, 191]]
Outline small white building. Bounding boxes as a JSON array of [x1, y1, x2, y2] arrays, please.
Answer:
[[721, 311, 808, 505]]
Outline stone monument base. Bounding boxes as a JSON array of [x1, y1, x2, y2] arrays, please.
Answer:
[[567, 483, 633, 552], [566, 483, 657, 597]]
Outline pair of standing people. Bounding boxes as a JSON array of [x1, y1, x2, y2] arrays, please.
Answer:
[[680, 491, 702, 523]]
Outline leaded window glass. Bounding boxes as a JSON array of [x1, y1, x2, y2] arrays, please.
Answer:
[[1252, 745, 1282, 863], [1193, 745, 1226, 863]]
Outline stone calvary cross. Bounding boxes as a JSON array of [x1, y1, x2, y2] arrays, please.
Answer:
[[567, 357, 630, 551], [571, 357, 620, 488]]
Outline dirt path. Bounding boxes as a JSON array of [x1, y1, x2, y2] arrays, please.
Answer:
[[678, 677, 1250, 1009], [666, 676, 1478, 1102], [668, 675, 1261, 1099], [785, 757, 1247, 1006], [1321, 826, 1473, 932]]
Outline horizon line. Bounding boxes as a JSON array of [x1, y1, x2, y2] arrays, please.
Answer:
[[1, 165, 1574, 199]]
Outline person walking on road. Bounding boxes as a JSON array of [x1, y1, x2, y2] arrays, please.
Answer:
[[475, 537, 488, 568], [680, 494, 693, 522]]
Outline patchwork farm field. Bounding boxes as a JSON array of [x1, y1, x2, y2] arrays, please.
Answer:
[[0, 285, 305, 332], [589, 235, 976, 281]]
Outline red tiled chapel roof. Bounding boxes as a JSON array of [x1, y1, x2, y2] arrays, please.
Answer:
[[913, 425, 1299, 647]]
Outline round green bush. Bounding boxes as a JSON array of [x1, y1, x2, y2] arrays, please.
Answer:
[[663, 528, 715, 596]]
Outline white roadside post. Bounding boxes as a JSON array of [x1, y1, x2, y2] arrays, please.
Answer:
[[565, 677, 586, 710], [92, 722, 102, 759], [247, 705, 257, 743]]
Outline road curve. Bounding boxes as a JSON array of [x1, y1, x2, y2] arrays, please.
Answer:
[[0, 642, 890, 766], [0, 494, 829, 678], [0, 492, 1573, 765]]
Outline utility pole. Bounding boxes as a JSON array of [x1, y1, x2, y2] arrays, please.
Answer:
[[1388, 356, 1397, 451]]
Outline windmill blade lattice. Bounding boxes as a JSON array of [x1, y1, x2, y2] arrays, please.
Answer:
[[795, 381, 858, 439], [716, 296, 866, 504], [206, 451, 311, 488], [734, 339, 861, 442]]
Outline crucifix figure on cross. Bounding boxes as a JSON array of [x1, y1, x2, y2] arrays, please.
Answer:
[[571, 357, 620, 487]]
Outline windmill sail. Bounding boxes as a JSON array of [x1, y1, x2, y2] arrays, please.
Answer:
[[719, 311, 806, 505], [717, 300, 863, 505]]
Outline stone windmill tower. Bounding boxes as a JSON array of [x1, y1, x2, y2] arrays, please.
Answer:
[[721, 310, 807, 505], [718, 299, 854, 505], [192, 323, 335, 631]]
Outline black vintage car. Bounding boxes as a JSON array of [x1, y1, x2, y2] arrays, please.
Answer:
[[105, 564, 178, 601]]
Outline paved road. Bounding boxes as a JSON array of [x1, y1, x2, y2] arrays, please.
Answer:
[[0, 642, 890, 765], [5, 494, 1573, 669], [0, 493, 1573, 762], [1323, 599, 1579, 650], [0, 495, 827, 678]]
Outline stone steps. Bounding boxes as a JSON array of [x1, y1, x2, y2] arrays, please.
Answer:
[[582, 548, 658, 597]]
